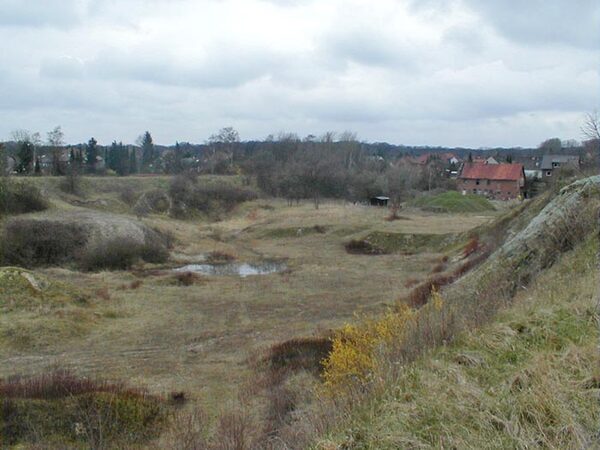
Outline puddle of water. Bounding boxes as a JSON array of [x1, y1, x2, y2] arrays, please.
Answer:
[[174, 261, 286, 277]]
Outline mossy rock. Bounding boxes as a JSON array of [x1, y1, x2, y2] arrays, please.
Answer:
[[0, 267, 88, 311]]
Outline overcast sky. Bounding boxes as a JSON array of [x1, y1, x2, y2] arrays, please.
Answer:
[[0, 0, 598, 147]]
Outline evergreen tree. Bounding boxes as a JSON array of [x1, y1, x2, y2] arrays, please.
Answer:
[[117, 142, 129, 175], [129, 148, 138, 174], [86, 137, 98, 174], [468, 152, 473, 163], [77, 148, 84, 166], [165, 141, 184, 174], [139, 131, 155, 171], [16, 140, 34, 174], [108, 141, 119, 172]]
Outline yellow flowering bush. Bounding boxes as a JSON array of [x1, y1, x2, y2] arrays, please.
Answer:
[[322, 289, 447, 392], [322, 304, 417, 391]]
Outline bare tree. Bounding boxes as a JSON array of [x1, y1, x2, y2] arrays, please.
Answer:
[[582, 110, 600, 141], [0, 143, 7, 216], [581, 111, 600, 171], [47, 125, 65, 175], [207, 126, 240, 173]]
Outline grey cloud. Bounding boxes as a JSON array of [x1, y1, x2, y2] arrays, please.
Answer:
[[79, 46, 278, 89], [463, 0, 600, 49], [0, 0, 85, 28], [323, 26, 420, 69]]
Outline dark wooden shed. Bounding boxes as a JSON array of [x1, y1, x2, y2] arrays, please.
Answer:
[[370, 196, 389, 206]]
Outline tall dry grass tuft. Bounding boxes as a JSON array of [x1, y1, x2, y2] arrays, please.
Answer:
[[0, 370, 144, 400]]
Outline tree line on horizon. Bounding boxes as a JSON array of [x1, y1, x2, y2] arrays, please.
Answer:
[[1, 116, 598, 205]]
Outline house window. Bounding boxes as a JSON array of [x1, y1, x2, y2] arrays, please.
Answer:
[[546, 171, 552, 176], [487, 180, 491, 185], [475, 179, 480, 185], [552, 162, 559, 168]]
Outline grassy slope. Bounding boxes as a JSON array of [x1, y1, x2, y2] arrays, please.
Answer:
[[411, 191, 496, 213], [323, 235, 599, 449]]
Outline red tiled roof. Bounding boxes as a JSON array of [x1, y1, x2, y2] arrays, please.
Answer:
[[459, 163, 524, 181]]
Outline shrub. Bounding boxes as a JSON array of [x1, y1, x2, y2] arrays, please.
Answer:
[[172, 271, 202, 286], [134, 189, 171, 216], [119, 185, 138, 206], [59, 169, 83, 196], [139, 239, 170, 263], [95, 287, 111, 300], [1, 219, 88, 267], [268, 337, 333, 373], [404, 277, 421, 288], [463, 236, 480, 258], [206, 250, 236, 264], [0, 370, 167, 447], [79, 238, 142, 271], [322, 305, 417, 391], [78, 236, 169, 271], [431, 262, 446, 273], [0, 181, 48, 215], [344, 239, 385, 255], [169, 175, 259, 218]]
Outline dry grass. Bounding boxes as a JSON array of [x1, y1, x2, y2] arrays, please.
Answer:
[[0, 176, 495, 423], [321, 234, 599, 448]]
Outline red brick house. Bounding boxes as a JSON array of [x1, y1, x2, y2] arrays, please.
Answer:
[[458, 163, 525, 200]]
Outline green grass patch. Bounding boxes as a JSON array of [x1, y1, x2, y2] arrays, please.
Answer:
[[346, 231, 454, 254], [411, 191, 496, 213]]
